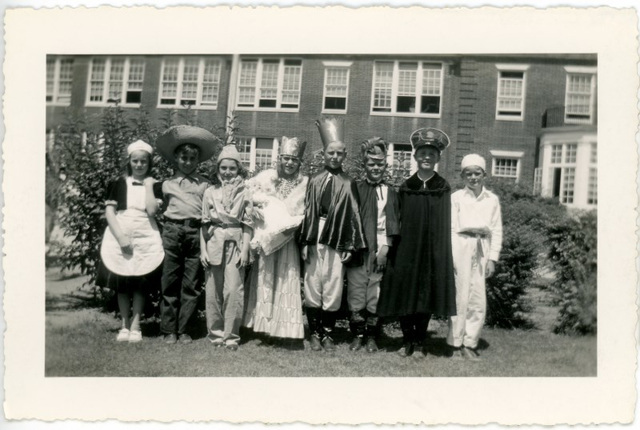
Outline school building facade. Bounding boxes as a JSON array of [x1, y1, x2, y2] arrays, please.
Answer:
[[46, 53, 597, 209]]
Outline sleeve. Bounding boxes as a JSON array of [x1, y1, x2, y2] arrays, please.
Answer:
[[450, 192, 460, 235], [152, 181, 164, 199], [488, 196, 503, 262], [385, 188, 401, 246], [105, 179, 125, 209], [201, 188, 212, 225], [241, 190, 254, 230]]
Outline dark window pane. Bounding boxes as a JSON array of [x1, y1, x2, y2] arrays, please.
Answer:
[[324, 97, 346, 110], [420, 96, 440, 114], [396, 96, 416, 113], [373, 107, 392, 112], [126, 91, 142, 104], [181, 99, 196, 106], [284, 59, 302, 66], [256, 138, 273, 149], [259, 99, 277, 108], [281, 103, 298, 109], [160, 98, 175, 105], [498, 110, 522, 116], [501, 71, 524, 79], [46, 95, 53, 102]]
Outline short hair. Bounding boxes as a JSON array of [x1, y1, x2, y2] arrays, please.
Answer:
[[174, 143, 200, 158], [125, 151, 154, 177]]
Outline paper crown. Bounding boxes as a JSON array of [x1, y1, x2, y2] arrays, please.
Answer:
[[217, 144, 243, 164], [315, 117, 345, 147], [156, 125, 218, 164], [127, 139, 153, 156], [409, 127, 450, 153], [360, 137, 388, 160], [280, 136, 307, 159], [460, 153, 486, 172]]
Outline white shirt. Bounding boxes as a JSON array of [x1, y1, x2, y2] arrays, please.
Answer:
[[374, 184, 392, 248], [451, 186, 503, 261]]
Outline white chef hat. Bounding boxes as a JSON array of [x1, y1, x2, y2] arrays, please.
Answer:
[[127, 139, 154, 156], [460, 153, 486, 172]]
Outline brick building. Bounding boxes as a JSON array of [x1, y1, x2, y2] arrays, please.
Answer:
[[46, 53, 597, 208]]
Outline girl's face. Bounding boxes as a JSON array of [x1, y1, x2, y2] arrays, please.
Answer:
[[278, 154, 301, 179], [218, 159, 239, 181], [129, 150, 150, 180]]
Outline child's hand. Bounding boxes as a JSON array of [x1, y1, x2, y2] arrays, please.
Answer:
[[375, 245, 389, 272], [301, 245, 309, 263], [485, 260, 496, 278], [340, 251, 352, 263], [200, 253, 211, 269], [118, 236, 133, 255], [239, 249, 250, 267]]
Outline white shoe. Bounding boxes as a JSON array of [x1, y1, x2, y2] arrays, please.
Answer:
[[116, 328, 130, 342], [128, 330, 143, 343]]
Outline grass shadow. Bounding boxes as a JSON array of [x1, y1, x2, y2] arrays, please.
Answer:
[[45, 291, 103, 312]]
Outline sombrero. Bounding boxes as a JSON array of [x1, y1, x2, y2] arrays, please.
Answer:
[[156, 125, 218, 164]]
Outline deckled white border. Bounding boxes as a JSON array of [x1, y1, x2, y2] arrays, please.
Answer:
[[2, 4, 638, 425]]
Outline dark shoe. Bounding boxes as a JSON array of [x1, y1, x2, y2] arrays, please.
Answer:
[[462, 346, 481, 361], [349, 337, 363, 351], [450, 347, 464, 360], [397, 343, 414, 357], [309, 334, 323, 352], [322, 336, 337, 352], [365, 337, 379, 353], [415, 342, 428, 358], [178, 333, 193, 344], [164, 333, 178, 345]]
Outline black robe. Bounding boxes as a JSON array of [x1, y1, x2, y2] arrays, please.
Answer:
[[376, 172, 456, 318], [299, 169, 367, 256]]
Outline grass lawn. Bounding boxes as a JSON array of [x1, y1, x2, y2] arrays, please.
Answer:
[[45, 268, 596, 377]]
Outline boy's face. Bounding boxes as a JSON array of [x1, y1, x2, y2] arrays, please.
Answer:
[[218, 159, 239, 181], [278, 154, 301, 178], [364, 157, 387, 183], [461, 165, 486, 193], [414, 146, 440, 173], [176, 149, 198, 175], [323, 141, 346, 170]]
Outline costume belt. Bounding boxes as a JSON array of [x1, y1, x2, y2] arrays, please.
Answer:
[[457, 231, 489, 268], [164, 218, 201, 228]]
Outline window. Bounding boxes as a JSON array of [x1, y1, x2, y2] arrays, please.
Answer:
[[371, 61, 443, 116], [87, 57, 145, 106], [564, 67, 596, 124], [561, 167, 575, 204], [564, 143, 577, 163], [590, 143, 597, 164], [322, 62, 351, 112], [233, 136, 279, 171], [533, 167, 542, 195], [547, 142, 579, 205], [158, 57, 222, 109], [46, 57, 74, 104], [386, 143, 416, 178], [550, 144, 563, 164], [495, 64, 528, 120], [490, 150, 524, 181], [236, 58, 302, 110], [587, 167, 597, 205]]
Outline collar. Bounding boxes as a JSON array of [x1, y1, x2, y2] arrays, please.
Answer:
[[416, 170, 435, 183], [175, 172, 203, 184], [365, 178, 384, 186], [463, 186, 489, 199], [324, 166, 343, 176]]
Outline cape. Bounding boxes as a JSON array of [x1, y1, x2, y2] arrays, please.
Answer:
[[376, 172, 457, 318], [299, 169, 367, 254]]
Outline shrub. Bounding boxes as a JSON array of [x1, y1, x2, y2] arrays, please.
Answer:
[[547, 211, 597, 335]]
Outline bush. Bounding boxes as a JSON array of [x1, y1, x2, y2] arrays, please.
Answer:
[[547, 211, 597, 335]]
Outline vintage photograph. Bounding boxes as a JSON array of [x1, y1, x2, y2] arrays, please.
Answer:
[[44, 52, 598, 377], [3, 5, 637, 425]]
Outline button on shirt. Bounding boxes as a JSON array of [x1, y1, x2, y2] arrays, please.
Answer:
[[451, 186, 503, 261], [161, 173, 210, 220]]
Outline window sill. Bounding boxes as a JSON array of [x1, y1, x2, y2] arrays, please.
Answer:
[[46, 102, 71, 107], [369, 111, 441, 119], [495, 115, 524, 122], [85, 103, 142, 108], [156, 105, 219, 111], [234, 107, 300, 113], [321, 109, 347, 115]]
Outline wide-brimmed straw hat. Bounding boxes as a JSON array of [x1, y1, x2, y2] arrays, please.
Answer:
[[156, 125, 217, 164]]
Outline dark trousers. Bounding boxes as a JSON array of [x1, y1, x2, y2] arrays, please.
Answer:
[[400, 313, 431, 344], [160, 222, 202, 335]]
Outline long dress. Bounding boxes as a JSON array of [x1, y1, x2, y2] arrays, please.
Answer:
[[243, 169, 308, 339]]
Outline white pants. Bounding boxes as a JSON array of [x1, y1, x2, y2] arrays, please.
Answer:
[[303, 219, 345, 312], [447, 235, 489, 349], [346, 251, 381, 314]]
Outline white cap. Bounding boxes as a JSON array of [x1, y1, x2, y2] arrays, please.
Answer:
[[127, 139, 154, 156], [460, 153, 486, 172]]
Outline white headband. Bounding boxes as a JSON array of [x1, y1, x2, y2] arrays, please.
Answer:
[[460, 153, 486, 172], [127, 139, 154, 156]]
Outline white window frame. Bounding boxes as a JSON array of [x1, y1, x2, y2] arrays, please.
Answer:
[[47, 56, 74, 106], [370, 60, 444, 118], [321, 61, 352, 114], [235, 136, 280, 172], [490, 149, 524, 182], [386, 142, 418, 176], [546, 142, 578, 205], [235, 58, 303, 112], [85, 56, 145, 107], [157, 57, 223, 110], [495, 64, 529, 121], [564, 66, 596, 125]]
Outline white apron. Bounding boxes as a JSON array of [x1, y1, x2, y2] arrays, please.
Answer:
[[100, 178, 164, 277]]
